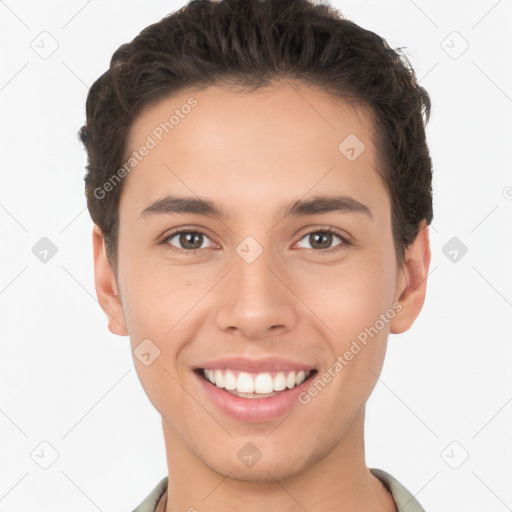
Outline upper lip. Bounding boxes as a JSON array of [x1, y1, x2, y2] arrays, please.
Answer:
[[195, 356, 316, 373]]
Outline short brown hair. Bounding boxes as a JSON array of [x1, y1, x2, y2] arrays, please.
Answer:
[[79, 0, 433, 272]]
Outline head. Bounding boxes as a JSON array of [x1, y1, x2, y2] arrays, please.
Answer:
[[80, 0, 432, 482]]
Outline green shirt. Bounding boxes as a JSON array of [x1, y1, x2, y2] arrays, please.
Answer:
[[131, 468, 425, 511]]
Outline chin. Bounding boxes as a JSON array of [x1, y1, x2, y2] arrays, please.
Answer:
[[198, 441, 322, 483]]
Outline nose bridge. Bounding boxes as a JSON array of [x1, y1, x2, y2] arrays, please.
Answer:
[[234, 244, 276, 301], [214, 238, 298, 338]]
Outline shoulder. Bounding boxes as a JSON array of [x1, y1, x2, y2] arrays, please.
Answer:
[[370, 468, 426, 512], [131, 476, 168, 512]]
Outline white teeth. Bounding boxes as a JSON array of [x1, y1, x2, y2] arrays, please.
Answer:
[[202, 368, 311, 394], [224, 371, 237, 390], [273, 372, 287, 391], [214, 369, 224, 389], [254, 373, 274, 394], [237, 372, 255, 393]]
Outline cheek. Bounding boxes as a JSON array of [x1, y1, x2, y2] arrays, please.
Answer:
[[295, 254, 396, 403], [118, 235, 241, 399], [119, 257, 214, 344], [118, 261, 211, 411], [296, 266, 394, 416], [296, 260, 395, 339]]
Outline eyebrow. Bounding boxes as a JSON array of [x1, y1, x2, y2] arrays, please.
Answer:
[[140, 194, 373, 220]]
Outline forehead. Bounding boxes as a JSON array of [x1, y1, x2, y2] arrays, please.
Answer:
[[120, 82, 390, 221]]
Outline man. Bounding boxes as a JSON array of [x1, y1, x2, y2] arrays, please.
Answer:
[[79, 0, 433, 510]]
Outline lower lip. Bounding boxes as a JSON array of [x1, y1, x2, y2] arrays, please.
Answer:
[[195, 370, 315, 423]]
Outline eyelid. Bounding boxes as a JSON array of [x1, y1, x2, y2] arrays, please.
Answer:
[[161, 225, 214, 240], [294, 224, 352, 243]]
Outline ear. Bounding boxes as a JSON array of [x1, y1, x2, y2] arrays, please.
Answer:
[[92, 224, 128, 336], [389, 220, 431, 334]]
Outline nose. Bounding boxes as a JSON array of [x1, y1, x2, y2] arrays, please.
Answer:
[[214, 248, 299, 340]]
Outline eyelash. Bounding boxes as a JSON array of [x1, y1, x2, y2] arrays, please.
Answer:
[[161, 227, 352, 255]]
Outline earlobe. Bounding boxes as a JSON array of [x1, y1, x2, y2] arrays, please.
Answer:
[[92, 224, 129, 336], [389, 220, 431, 334]]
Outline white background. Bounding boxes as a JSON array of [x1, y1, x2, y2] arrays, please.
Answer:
[[1, 1, 511, 511]]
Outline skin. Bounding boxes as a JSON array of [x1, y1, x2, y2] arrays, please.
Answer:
[[93, 81, 431, 512]]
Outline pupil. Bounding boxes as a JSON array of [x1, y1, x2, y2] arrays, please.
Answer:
[[311, 232, 332, 249], [180, 232, 202, 249]]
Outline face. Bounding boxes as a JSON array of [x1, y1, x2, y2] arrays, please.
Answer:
[[93, 81, 430, 482]]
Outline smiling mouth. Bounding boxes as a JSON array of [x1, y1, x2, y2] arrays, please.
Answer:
[[195, 368, 318, 398]]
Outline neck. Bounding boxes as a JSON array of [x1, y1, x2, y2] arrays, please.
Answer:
[[161, 408, 396, 512]]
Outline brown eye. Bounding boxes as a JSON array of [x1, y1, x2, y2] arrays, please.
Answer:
[[165, 231, 212, 251], [296, 230, 346, 251], [310, 232, 333, 249]]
